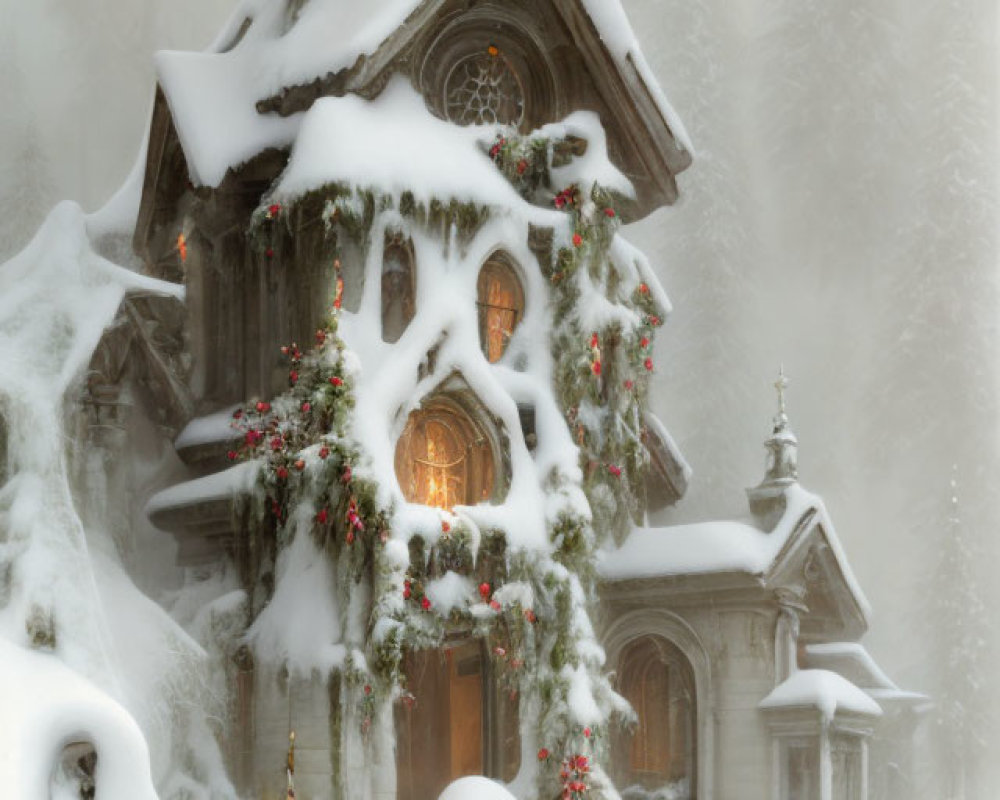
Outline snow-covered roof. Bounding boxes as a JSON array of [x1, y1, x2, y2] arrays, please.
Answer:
[[271, 80, 532, 207], [599, 484, 872, 623], [759, 669, 883, 721], [156, 0, 422, 186], [578, 0, 693, 155], [804, 643, 928, 706], [154, 0, 691, 189]]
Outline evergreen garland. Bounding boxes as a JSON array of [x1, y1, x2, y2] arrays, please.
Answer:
[[231, 126, 668, 799]]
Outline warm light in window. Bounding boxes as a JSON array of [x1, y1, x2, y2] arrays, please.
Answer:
[[395, 399, 496, 510], [477, 256, 524, 363]]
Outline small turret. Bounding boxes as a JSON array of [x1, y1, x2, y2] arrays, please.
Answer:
[[748, 367, 799, 528]]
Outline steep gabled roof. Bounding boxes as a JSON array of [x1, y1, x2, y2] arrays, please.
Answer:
[[599, 484, 871, 639], [149, 0, 691, 215]]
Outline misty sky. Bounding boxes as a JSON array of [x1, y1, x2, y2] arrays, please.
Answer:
[[1, 0, 997, 793]]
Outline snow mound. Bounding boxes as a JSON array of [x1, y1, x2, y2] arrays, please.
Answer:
[[760, 669, 882, 721], [0, 638, 158, 800], [438, 776, 518, 800]]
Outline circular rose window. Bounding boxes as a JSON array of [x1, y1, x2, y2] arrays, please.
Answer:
[[444, 50, 526, 127]]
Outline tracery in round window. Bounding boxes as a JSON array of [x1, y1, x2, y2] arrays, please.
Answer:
[[395, 398, 497, 510], [444, 48, 525, 126]]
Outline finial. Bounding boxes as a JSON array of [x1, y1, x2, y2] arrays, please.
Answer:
[[775, 365, 789, 417], [747, 368, 800, 527]]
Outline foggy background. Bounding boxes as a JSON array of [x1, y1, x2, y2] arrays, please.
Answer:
[[0, 0, 996, 795]]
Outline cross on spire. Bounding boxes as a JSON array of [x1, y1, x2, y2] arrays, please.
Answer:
[[775, 365, 789, 417]]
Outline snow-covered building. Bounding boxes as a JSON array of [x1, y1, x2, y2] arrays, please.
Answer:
[[0, 1, 924, 799]]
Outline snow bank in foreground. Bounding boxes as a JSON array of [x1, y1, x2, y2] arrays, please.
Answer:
[[438, 776, 518, 800], [0, 638, 158, 799]]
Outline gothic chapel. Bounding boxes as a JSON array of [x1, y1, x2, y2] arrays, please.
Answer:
[[87, 0, 929, 798]]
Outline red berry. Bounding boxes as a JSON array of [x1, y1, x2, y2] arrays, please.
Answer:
[[330, 376, 343, 387], [268, 203, 281, 217], [624, 380, 635, 390], [608, 464, 622, 478], [592, 361, 602, 376], [638, 283, 650, 294], [572, 233, 583, 248], [364, 685, 372, 696], [289, 370, 298, 384], [276, 467, 289, 481], [604, 207, 616, 218], [640, 337, 650, 349], [490, 599, 501, 612], [227, 450, 238, 461], [441, 520, 451, 533], [295, 459, 306, 471], [301, 402, 311, 413], [538, 747, 549, 761], [524, 608, 537, 624], [644, 358, 654, 371], [319, 447, 330, 460], [421, 597, 431, 611], [317, 508, 329, 524], [478, 582, 491, 600], [256, 401, 271, 413]]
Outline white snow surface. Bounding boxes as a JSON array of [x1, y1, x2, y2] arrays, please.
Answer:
[[246, 509, 347, 675], [0, 638, 158, 799], [174, 405, 242, 449], [156, 0, 421, 186], [759, 669, 883, 721], [273, 79, 530, 207], [803, 642, 928, 706], [599, 484, 872, 620], [438, 776, 517, 800], [579, 0, 694, 156], [0, 202, 235, 797], [145, 460, 258, 516]]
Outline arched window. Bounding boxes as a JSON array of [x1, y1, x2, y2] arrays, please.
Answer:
[[477, 254, 524, 363], [382, 235, 416, 343], [614, 637, 697, 799], [395, 396, 497, 510]]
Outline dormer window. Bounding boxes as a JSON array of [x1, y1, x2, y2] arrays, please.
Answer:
[[477, 254, 524, 363], [382, 235, 416, 343], [395, 395, 497, 510]]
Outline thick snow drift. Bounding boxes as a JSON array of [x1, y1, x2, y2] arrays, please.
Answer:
[[0, 638, 158, 800]]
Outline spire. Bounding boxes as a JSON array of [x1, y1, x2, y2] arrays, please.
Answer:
[[764, 366, 798, 485], [747, 367, 799, 528]]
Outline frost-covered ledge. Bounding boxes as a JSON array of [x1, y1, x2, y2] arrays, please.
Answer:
[[146, 461, 258, 563]]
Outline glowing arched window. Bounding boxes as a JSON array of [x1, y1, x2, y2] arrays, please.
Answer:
[[614, 637, 697, 799], [395, 398, 496, 510], [477, 255, 524, 363], [382, 236, 416, 343]]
